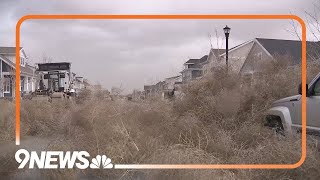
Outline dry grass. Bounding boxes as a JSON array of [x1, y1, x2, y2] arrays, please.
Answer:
[[0, 59, 320, 179], [0, 100, 15, 142]]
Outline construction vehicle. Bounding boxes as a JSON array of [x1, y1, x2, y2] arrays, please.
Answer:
[[31, 62, 76, 101]]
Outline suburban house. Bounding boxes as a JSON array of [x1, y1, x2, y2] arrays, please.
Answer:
[[162, 75, 182, 99], [144, 85, 156, 98], [181, 55, 208, 83], [163, 75, 182, 90], [140, 38, 320, 99], [0, 47, 38, 98], [206, 38, 320, 76], [143, 81, 164, 98], [83, 79, 91, 89], [181, 49, 225, 83], [201, 48, 225, 75], [131, 89, 145, 100], [155, 81, 165, 93], [73, 76, 85, 94]]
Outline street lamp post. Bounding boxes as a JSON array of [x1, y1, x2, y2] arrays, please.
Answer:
[[223, 25, 231, 72]]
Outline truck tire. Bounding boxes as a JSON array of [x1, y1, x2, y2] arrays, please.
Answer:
[[265, 115, 285, 135]]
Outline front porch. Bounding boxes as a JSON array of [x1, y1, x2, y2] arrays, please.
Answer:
[[0, 74, 37, 98]]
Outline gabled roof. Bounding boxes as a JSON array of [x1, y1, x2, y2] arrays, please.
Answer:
[[0, 47, 22, 54], [0, 54, 15, 68], [200, 55, 208, 62], [220, 40, 254, 57], [219, 38, 320, 64], [0, 53, 35, 76], [256, 38, 320, 64]]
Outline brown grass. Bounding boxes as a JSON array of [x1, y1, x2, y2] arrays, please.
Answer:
[[0, 58, 320, 179]]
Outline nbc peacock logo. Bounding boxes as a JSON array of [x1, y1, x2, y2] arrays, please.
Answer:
[[90, 155, 113, 169]]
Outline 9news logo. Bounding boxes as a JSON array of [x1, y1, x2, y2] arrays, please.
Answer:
[[15, 149, 113, 169]]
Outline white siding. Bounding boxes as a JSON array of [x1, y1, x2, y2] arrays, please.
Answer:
[[2, 49, 27, 67], [220, 41, 254, 73]]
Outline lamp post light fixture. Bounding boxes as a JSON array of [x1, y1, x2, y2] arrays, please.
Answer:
[[223, 25, 231, 72]]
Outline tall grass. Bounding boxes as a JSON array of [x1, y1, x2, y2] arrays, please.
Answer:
[[0, 59, 320, 179]]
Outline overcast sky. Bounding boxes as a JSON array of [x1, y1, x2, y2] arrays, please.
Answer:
[[0, 0, 317, 92]]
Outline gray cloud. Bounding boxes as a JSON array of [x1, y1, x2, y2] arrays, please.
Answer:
[[0, 0, 316, 92]]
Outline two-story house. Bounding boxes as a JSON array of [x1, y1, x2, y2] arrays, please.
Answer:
[[201, 48, 225, 75], [181, 55, 208, 83], [206, 38, 320, 76], [0, 47, 38, 98], [73, 76, 85, 94], [163, 75, 182, 90], [181, 49, 226, 83]]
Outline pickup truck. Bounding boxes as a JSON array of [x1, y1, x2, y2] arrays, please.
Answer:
[[265, 72, 320, 135]]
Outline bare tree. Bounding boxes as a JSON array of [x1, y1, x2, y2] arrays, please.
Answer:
[[41, 53, 53, 63], [206, 28, 225, 74], [304, 2, 320, 61], [288, 1, 320, 61], [208, 28, 224, 56]]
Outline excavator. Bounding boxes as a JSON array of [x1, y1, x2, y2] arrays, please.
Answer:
[[31, 62, 76, 101]]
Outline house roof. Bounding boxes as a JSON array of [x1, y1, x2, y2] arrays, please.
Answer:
[[165, 75, 181, 80], [155, 81, 164, 86], [0, 54, 35, 76], [37, 62, 71, 71], [185, 55, 208, 64], [83, 79, 91, 86], [21, 66, 35, 76], [0, 54, 15, 68], [220, 40, 254, 57], [185, 58, 200, 64], [256, 38, 320, 64], [200, 55, 208, 62], [144, 85, 153, 90], [0, 47, 22, 54], [211, 49, 225, 57]]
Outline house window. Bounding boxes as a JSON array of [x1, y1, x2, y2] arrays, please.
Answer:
[[3, 78, 10, 93], [313, 79, 320, 96], [20, 57, 25, 65], [257, 52, 262, 60]]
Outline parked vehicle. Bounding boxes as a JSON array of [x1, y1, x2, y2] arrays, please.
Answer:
[[31, 62, 76, 101], [265, 72, 320, 135]]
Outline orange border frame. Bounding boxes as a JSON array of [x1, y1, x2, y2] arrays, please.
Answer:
[[15, 15, 306, 169]]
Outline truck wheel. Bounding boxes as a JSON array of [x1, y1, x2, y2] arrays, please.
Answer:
[[265, 115, 285, 135]]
